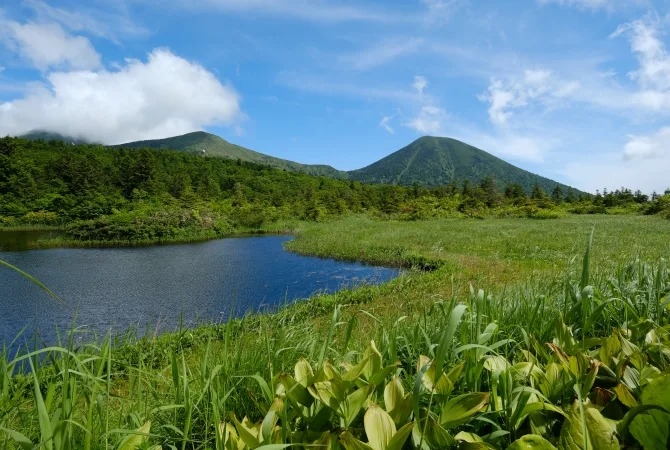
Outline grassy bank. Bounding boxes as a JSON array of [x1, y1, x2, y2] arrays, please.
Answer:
[[2, 215, 670, 448], [0, 218, 301, 250]]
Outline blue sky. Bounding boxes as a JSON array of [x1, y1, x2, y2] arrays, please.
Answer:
[[1, 0, 669, 194]]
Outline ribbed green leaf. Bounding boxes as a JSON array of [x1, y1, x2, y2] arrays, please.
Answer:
[[364, 404, 396, 450], [386, 422, 413, 450], [277, 373, 313, 407], [233, 416, 261, 449], [117, 421, 152, 450], [384, 376, 404, 412], [440, 392, 490, 429], [557, 401, 618, 450], [508, 434, 557, 449], [629, 374, 670, 449], [341, 384, 374, 427], [340, 431, 374, 450], [294, 358, 314, 387]]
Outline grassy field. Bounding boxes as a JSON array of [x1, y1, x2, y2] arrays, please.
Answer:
[[1, 214, 669, 449]]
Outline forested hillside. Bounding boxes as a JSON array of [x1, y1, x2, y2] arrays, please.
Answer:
[[349, 136, 579, 194], [0, 136, 666, 245], [116, 131, 347, 178]]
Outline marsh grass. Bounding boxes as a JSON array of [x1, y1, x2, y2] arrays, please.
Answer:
[[2, 215, 670, 448]]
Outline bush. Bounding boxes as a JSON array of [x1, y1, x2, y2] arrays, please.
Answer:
[[22, 210, 62, 225]]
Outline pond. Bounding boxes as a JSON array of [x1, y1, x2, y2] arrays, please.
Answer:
[[0, 235, 399, 352]]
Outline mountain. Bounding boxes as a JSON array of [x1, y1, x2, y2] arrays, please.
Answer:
[[349, 136, 577, 194], [38, 129, 580, 194], [115, 131, 347, 178], [20, 130, 96, 145]]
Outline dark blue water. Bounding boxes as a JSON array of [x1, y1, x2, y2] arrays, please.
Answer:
[[0, 236, 399, 350]]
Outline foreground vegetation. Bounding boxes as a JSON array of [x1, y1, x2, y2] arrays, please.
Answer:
[[1, 215, 670, 449]]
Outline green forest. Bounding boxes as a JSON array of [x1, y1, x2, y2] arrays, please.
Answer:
[[1, 136, 668, 246]]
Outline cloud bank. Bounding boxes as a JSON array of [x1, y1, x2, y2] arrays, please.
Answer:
[[0, 49, 243, 144]]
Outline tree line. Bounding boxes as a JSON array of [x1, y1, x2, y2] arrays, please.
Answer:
[[0, 137, 668, 241]]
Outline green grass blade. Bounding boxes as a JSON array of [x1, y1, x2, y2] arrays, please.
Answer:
[[0, 259, 64, 305]]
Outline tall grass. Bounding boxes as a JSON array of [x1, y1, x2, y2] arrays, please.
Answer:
[[2, 215, 670, 448], [1, 249, 668, 448]]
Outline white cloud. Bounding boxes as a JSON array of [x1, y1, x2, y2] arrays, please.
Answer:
[[397, 75, 448, 134], [0, 48, 243, 144], [616, 18, 670, 90], [404, 105, 447, 134], [557, 126, 670, 193], [379, 115, 395, 134], [623, 126, 670, 160], [412, 75, 428, 97], [481, 69, 579, 125], [1, 21, 101, 70], [612, 16, 670, 112]]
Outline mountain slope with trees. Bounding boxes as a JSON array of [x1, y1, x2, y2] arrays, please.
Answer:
[[115, 131, 347, 178], [348, 136, 578, 195], [116, 132, 581, 195]]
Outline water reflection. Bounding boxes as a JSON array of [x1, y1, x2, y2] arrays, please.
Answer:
[[0, 230, 63, 252]]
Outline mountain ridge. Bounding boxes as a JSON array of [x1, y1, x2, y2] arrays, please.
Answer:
[[20, 130, 582, 195], [114, 131, 348, 179]]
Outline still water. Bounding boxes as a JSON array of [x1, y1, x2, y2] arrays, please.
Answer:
[[0, 235, 399, 350]]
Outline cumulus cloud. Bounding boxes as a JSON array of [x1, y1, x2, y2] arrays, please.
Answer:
[[481, 69, 579, 125], [0, 48, 243, 144], [1, 20, 101, 70], [623, 127, 670, 160]]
